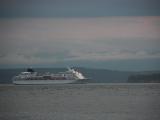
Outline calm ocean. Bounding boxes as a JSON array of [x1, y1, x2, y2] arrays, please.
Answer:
[[0, 84, 160, 120]]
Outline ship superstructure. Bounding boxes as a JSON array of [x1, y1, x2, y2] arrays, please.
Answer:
[[12, 67, 87, 84]]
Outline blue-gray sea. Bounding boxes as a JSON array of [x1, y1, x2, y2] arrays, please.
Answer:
[[0, 83, 160, 120]]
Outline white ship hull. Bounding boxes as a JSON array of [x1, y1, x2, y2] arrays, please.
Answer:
[[12, 67, 87, 85], [13, 79, 81, 85]]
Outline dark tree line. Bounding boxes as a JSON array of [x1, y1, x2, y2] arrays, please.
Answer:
[[128, 73, 160, 83]]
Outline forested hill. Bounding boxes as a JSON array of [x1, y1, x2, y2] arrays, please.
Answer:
[[0, 67, 160, 83], [77, 68, 133, 83], [128, 73, 160, 83], [0, 68, 133, 83]]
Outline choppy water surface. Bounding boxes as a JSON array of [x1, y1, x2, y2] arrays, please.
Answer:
[[0, 83, 160, 120]]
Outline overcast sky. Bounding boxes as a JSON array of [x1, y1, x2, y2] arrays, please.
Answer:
[[0, 0, 160, 70]]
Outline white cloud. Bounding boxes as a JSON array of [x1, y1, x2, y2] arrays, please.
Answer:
[[65, 50, 160, 61]]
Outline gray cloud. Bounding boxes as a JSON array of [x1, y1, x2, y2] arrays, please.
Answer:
[[0, 17, 160, 70]]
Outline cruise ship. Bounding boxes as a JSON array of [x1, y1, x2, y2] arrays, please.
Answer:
[[12, 67, 87, 84]]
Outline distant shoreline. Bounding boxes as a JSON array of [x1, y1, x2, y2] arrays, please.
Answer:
[[1, 83, 160, 86]]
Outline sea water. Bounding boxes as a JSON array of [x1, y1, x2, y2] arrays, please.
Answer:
[[0, 83, 160, 120]]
